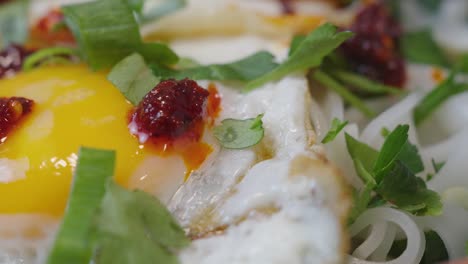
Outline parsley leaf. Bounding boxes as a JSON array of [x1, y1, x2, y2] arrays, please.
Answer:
[[345, 125, 442, 217], [321, 118, 348, 144], [108, 53, 159, 105], [150, 51, 278, 82], [376, 160, 442, 215], [244, 23, 353, 91], [413, 72, 468, 125], [213, 114, 265, 149], [0, 0, 29, 49], [373, 125, 409, 181], [400, 30, 449, 67]]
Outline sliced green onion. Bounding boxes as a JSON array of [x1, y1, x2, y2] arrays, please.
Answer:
[[62, 0, 142, 70], [22, 47, 78, 71], [312, 70, 376, 118], [47, 147, 116, 264]]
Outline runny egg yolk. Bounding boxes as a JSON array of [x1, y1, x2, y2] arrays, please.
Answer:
[[0, 65, 212, 216]]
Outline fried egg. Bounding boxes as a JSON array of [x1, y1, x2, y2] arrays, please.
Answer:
[[0, 0, 351, 263]]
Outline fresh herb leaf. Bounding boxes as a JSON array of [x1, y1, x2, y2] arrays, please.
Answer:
[[151, 51, 278, 82], [108, 53, 159, 105], [376, 160, 442, 215], [400, 30, 449, 67], [288, 35, 305, 56], [213, 114, 265, 149], [396, 140, 424, 174], [432, 159, 445, 173], [389, 230, 448, 264], [47, 147, 116, 264], [345, 126, 442, 217], [321, 118, 348, 144], [313, 70, 376, 118], [330, 69, 405, 95], [345, 133, 378, 185], [0, 0, 29, 49], [92, 182, 189, 264], [413, 72, 468, 125], [22, 47, 78, 71], [417, 0, 441, 13], [245, 23, 353, 91], [373, 125, 409, 180]]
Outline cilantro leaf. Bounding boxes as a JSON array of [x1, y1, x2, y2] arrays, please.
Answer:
[[321, 118, 348, 144], [432, 159, 445, 173], [376, 160, 442, 216], [413, 72, 468, 125], [93, 182, 189, 264], [345, 133, 378, 185], [373, 125, 409, 180], [150, 51, 278, 82], [345, 125, 442, 218], [245, 23, 353, 91], [213, 114, 265, 149], [0, 0, 29, 49], [400, 30, 449, 67], [108, 53, 159, 105], [397, 140, 424, 174]]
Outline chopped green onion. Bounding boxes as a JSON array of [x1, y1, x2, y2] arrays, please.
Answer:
[[312, 70, 376, 118], [0, 0, 29, 48], [244, 23, 353, 91], [213, 114, 265, 149], [47, 147, 116, 264], [62, 0, 143, 70], [321, 118, 348, 144], [108, 53, 159, 105], [22, 47, 78, 71]]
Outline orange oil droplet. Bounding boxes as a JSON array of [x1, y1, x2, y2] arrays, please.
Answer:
[[431, 68, 445, 84]]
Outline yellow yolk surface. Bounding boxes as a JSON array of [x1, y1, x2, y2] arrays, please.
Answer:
[[0, 65, 150, 216]]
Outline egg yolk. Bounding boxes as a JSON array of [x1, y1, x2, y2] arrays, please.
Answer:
[[0, 65, 211, 216]]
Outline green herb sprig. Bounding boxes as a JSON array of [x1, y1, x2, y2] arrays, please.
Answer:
[[346, 125, 442, 223]]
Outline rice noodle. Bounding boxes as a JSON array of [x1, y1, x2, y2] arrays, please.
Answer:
[[348, 207, 425, 264]]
